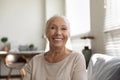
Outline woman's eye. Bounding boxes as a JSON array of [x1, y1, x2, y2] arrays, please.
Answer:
[[61, 28, 67, 30], [50, 26, 55, 29]]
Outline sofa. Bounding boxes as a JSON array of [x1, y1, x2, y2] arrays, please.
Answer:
[[87, 53, 120, 80]]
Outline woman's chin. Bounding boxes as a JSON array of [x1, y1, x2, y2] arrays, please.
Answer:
[[53, 44, 64, 48]]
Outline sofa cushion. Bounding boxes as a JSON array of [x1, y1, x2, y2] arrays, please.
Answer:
[[87, 53, 120, 80]]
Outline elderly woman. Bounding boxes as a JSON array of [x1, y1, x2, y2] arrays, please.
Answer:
[[23, 15, 87, 80]]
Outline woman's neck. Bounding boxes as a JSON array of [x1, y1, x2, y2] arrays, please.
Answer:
[[50, 47, 66, 54], [45, 47, 71, 63]]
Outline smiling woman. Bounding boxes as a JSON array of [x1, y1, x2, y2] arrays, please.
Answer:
[[23, 15, 87, 80], [45, 16, 70, 49]]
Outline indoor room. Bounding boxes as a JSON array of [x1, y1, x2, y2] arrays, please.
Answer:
[[0, 0, 120, 80]]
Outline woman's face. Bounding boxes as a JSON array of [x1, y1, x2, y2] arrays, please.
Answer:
[[46, 17, 70, 48]]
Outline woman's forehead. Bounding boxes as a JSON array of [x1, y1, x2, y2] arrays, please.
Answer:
[[47, 16, 70, 27], [51, 18, 68, 25]]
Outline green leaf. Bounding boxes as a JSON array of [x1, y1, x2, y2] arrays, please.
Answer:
[[1, 37, 8, 43]]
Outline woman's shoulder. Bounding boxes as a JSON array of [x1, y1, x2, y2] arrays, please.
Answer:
[[71, 50, 84, 57], [70, 50, 85, 61], [31, 52, 45, 61]]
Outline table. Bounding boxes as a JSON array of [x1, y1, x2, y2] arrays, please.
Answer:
[[0, 51, 44, 78]]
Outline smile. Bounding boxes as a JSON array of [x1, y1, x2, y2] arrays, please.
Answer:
[[53, 38, 63, 41]]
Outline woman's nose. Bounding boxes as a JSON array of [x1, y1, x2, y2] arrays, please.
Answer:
[[55, 29, 62, 35]]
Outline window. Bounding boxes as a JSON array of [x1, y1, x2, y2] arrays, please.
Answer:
[[65, 0, 90, 52], [104, 0, 120, 56], [65, 0, 90, 36]]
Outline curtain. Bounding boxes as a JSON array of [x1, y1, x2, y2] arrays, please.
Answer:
[[104, 0, 120, 56]]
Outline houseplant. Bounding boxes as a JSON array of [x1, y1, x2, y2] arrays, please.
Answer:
[[1, 37, 10, 52], [28, 44, 34, 51], [1, 37, 8, 43], [28, 44, 37, 51]]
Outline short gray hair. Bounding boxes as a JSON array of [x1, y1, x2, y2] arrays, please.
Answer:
[[46, 15, 70, 30]]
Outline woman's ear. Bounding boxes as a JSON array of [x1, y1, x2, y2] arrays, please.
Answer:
[[45, 29, 48, 38], [44, 26, 48, 38]]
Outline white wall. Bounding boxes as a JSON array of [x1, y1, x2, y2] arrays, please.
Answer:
[[45, 0, 65, 20], [0, 0, 45, 51]]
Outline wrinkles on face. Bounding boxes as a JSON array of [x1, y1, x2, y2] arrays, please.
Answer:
[[46, 16, 70, 48]]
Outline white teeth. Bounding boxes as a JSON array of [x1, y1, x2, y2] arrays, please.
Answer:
[[54, 39, 62, 40]]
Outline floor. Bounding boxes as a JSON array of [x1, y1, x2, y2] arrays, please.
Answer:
[[0, 77, 21, 80], [0, 78, 20, 80], [0, 75, 22, 80]]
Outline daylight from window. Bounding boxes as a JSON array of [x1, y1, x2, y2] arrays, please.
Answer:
[[66, 0, 90, 36]]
